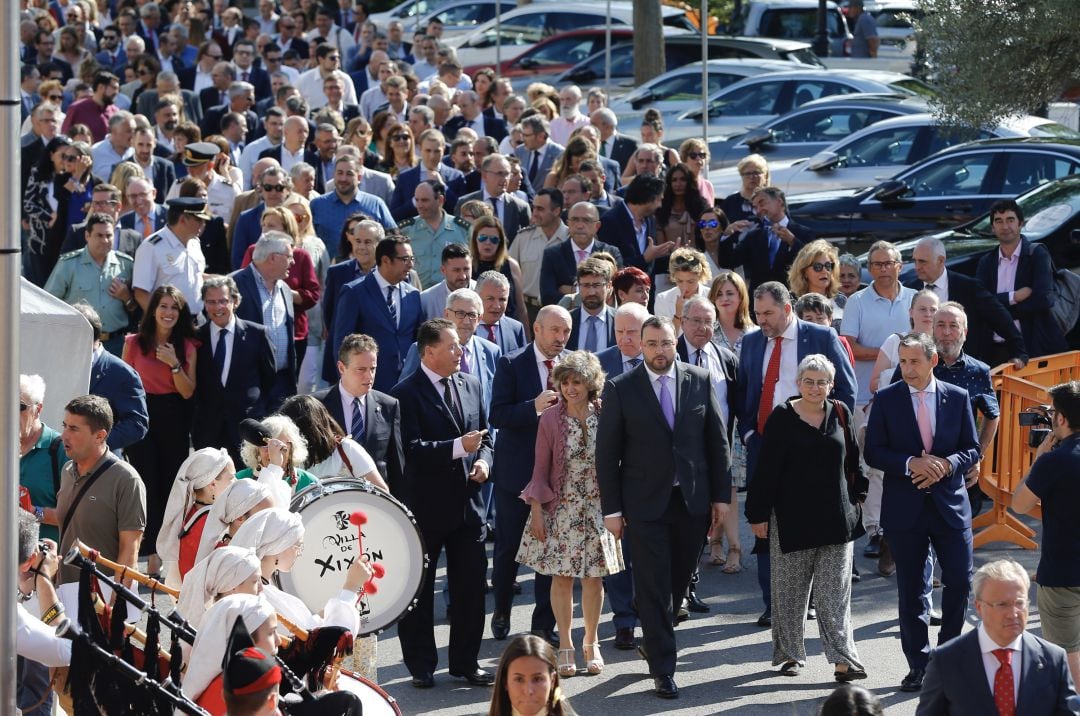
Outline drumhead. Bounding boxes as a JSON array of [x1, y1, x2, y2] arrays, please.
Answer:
[[278, 479, 428, 636], [334, 672, 402, 716]]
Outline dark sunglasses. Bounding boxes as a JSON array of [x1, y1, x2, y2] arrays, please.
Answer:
[[698, 219, 720, 229], [47, 94, 63, 101], [262, 184, 287, 192], [687, 151, 707, 160], [390, 133, 411, 142], [20, 403, 29, 412], [62, 153, 79, 161], [476, 234, 501, 244], [810, 261, 836, 273]]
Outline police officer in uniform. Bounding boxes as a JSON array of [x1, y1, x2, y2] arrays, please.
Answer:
[[131, 196, 212, 314], [397, 179, 471, 289], [165, 142, 241, 226]]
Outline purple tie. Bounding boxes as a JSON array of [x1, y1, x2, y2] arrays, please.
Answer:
[[658, 375, 675, 430], [459, 345, 470, 374]]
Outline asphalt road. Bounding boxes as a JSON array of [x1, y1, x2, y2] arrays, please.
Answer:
[[368, 496, 1045, 716]]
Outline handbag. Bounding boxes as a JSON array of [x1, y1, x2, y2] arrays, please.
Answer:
[[832, 400, 866, 539]]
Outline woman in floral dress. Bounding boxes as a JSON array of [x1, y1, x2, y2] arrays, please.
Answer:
[[518, 351, 624, 679]]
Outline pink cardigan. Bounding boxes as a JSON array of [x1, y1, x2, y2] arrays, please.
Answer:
[[519, 403, 573, 514]]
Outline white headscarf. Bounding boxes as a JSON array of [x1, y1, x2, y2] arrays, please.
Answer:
[[181, 593, 276, 705], [176, 546, 262, 633], [156, 448, 233, 563], [194, 479, 275, 566], [229, 508, 304, 560]]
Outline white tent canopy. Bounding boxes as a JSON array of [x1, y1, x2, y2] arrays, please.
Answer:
[[20, 278, 93, 428]]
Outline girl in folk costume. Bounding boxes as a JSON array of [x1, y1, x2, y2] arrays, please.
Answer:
[[193, 467, 291, 566], [177, 546, 263, 635], [157, 448, 236, 586]]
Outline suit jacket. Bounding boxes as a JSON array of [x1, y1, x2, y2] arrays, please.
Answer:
[[607, 133, 639, 174], [95, 48, 128, 72], [478, 316, 526, 355], [539, 239, 625, 306], [391, 369, 494, 532], [201, 104, 261, 142], [319, 259, 368, 381], [234, 66, 272, 100], [596, 362, 731, 521], [916, 630, 1080, 716], [453, 190, 531, 242], [119, 204, 168, 234], [597, 202, 655, 274], [59, 222, 142, 257], [192, 318, 276, 451], [717, 219, 814, 297], [358, 167, 396, 204], [447, 170, 481, 201], [316, 384, 406, 499], [864, 378, 981, 532], [389, 163, 464, 221], [229, 264, 297, 389], [231, 202, 268, 270], [258, 145, 326, 194], [442, 113, 508, 144], [597, 346, 638, 379], [677, 335, 740, 444], [418, 279, 478, 320], [567, 305, 617, 352], [331, 273, 422, 393], [199, 86, 229, 115], [514, 140, 564, 197], [89, 348, 149, 451], [975, 238, 1067, 358], [736, 319, 857, 441], [905, 269, 1028, 365], [400, 335, 501, 410], [21, 134, 46, 191], [136, 88, 202, 126]]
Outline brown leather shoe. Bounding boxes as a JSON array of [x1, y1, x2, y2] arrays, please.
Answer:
[[877, 537, 896, 577]]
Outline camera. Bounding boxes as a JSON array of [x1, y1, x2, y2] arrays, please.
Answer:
[[38, 540, 50, 555], [1019, 406, 1053, 448]]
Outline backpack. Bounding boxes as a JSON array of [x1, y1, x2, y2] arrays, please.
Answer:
[[1051, 265, 1080, 336]]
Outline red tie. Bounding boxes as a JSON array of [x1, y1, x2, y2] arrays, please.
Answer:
[[486, 324, 496, 343], [757, 337, 783, 434], [543, 359, 554, 391], [992, 648, 1015, 716]]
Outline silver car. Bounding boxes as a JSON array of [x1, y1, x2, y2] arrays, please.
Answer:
[[662, 68, 934, 144], [709, 113, 1080, 197]]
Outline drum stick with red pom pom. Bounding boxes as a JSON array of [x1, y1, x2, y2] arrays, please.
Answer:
[[348, 512, 386, 601]]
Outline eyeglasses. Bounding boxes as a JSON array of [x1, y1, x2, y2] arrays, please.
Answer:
[[977, 598, 1028, 612], [262, 184, 287, 192], [869, 260, 898, 270], [810, 261, 835, 273], [19, 403, 29, 412], [682, 316, 712, 327], [326, 55, 340, 61], [92, 199, 119, 208], [47, 94, 63, 101], [450, 309, 480, 321], [687, 151, 707, 160], [698, 219, 720, 229], [62, 153, 79, 162], [800, 378, 832, 388], [390, 134, 411, 142], [476, 234, 501, 244], [392, 254, 416, 263]]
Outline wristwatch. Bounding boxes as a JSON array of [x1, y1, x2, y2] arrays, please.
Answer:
[[33, 506, 44, 523], [170, 364, 182, 374]]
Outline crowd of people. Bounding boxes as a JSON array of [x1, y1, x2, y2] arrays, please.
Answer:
[[12, 0, 1080, 714]]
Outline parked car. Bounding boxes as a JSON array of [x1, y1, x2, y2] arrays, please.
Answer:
[[711, 112, 1079, 194], [661, 68, 934, 144], [370, 0, 455, 31], [414, 0, 521, 38], [729, 0, 852, 57], [786, 138, 1080, 252], [464, 27, 635, 82]]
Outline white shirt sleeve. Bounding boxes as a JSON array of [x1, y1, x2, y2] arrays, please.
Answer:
[[17, 603, 72, 668], [341, 438, 378, 477]]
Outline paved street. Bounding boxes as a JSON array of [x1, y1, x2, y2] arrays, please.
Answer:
[[372, 496, 1044, 715]]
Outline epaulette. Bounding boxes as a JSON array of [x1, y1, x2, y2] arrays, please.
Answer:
[[452, 216, 472, 231], [148, 234, 163, 244], [397, 217, 417, 228], [58, 249, 82, 261]]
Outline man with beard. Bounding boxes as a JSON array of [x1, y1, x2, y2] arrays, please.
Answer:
[[418, 243, 475, 320], [130, 128, 177, 202], [541, 201, 623, 306], [310, 155, 395, 258], [548, 85, 589, 147], [400, 180, 471, 289], [597, 174, 671, 279], [567, 257, 616, 352], [61, 71, 121, 142]]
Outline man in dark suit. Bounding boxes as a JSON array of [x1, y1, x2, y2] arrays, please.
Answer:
[[191, 275, 276, 463], [597, 175, 671, 279], [317, 332, 406, 499], [975, 199, 1068, 364], [865, 332, 981, 693], [566, 257, 617, 352], [541, 201, 623, 306], [441, 90, 507, 144], [259, 116, 325, 194], [130, 130, 177, 203], [319, 219, 379, 382], [200, 82, 260, 141], [229, 232, 297, 411], [597, 315, 731, 700], [591, 107, 638, 174], [391, 318, 495, 689], [389, 128, 463, 222], [119, 178, 168, 235], [59, 184, 142, 256], [331, 236, 422, 392], [21, 103, 60, 191], [916, 559, 1080, 714], [476, 270, 527, 355], [908, 235, 1027, 368], [488, 306, 572, 645], [454, 154, 531, 242], [737, 281, 857, 626], [717, 186, 814, 297], [72, 303, 149, 452], [229, 40, 273, 100]]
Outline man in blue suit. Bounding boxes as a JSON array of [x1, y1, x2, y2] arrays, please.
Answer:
[[916, 559, 1080, 715], [320, 219, 381, 383], [597, 175, 671, 278], [566, 257, 617, 352], [488, 305, 572, 645], [476, 271, 527, 355], [332, 236, 422, 393], [391, 318, 495, 689], [388, 128, 463, 222], [230, 166, 292, 269], [229, 232, 297, 411], [191, 275, 277, 463], [541, 201, 623, 307], [74, 302, 149, 452], [865, 331, 981, 693], [736, 281, 856, 627]]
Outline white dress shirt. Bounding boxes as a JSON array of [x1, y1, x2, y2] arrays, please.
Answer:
[[419, 362, 479, 466], [923, 268, 949, 302], [977, 623, 1022, 706], [209, 316, 236, 385], [762, 318, 800, 414], [689, 342, 729, 428], [337, 382, 366, 436], [371, 269, 401, 327]]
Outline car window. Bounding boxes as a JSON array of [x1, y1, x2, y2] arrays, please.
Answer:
[[524, 36, 606, 67], [431, 3, 496, 25], [921, 127, 991, 160], [712, 80, 784, 116], [759, 9, 845, 40], [839, 125, 923, 167], [901, 154, 995, 197], [874, 8, 921, 28], [548, 12, 611, 34], [769, 108, 898, 144], [647, 72, 748, 102], [488, 13, 548, 46], [1027, 122, 1080, 139], [1000, 153, 1080, 195], [790, 81, 857, 109], [888, 78, 937, 98]]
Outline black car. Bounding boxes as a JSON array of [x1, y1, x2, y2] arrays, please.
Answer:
[[788, 137, 1080, 253]]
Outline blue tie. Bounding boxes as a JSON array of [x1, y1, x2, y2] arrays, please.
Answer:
[[351, 397, 365, 442], [764, 218, 781, 266], [385, 284, 397, 324], [214, 328, 228, 383], [584, 315, 599, 352]]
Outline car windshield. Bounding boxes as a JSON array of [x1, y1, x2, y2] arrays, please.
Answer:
[[709, 81, 782, 117], [758, 9, 844, 39], [784, 47, 825, 66], [967, 178, 1080, 240], [888, 78, 938, 98], [1028, 122, 1080, 139]]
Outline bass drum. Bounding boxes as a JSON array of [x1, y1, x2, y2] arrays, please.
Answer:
[[278, 478, 428, 636], [333, 672, 402, 716]]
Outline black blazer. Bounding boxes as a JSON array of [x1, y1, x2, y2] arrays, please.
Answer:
[[567, 305, 617, 352], [317, 384, 407, 500], [59, 222, 142, 257], [975, 238, 1067, 359], [442, 114, 508, 144], [717, 219, 815, 297], [258, 145, 327, 194], [191, 318, 277, 454], [596, 362, 731, 521], [539, 238, 624, 306], [391, 369, 494, 533], [145, 156, 177, 202], [453, 190, 531, 241], [676, 335, 740, 445], [200, 104, 261, 141], [199, 86, 229, 115], [608, 133, 639, 174], [904, 269, 1028, 365], [229, 265, 297, 389], [597, 202, 655, 274]]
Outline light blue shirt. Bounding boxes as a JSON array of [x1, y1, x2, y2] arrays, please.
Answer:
[[841, 282, 917, 406], [251, 264, 290, 372], [90, 139, 134, 182], [310, 189, 396, 258]]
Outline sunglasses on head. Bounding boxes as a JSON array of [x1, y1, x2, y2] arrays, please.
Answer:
[[698, 219, 720, 229], [810, 261, 835, 273], [476, 234, 501, 244]]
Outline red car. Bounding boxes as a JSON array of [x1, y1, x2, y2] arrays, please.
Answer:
[[464, 28, 635, 80]]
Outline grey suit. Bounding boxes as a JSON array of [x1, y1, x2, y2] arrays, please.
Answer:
[[136, 88, 203, 126], [359, 167, 396, 204], [419, 279, 477, 320], [453, 190, 531, 241], [514, 140, 563, 196]]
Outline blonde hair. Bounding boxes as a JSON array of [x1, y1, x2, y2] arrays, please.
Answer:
[[260, 206, 299, 242], [238, 415, 309, 470], [788, 239, 840, 297], [669, 247, 712, 284], [736, 153, 770, 185]]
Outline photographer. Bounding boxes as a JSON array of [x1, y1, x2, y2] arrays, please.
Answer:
[[16, 510, 72, 716], [1012, 380, 1080, 689]]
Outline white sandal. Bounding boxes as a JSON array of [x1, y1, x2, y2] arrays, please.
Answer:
[[558, 648, 577, 677], [584, 643, 603, 675]]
